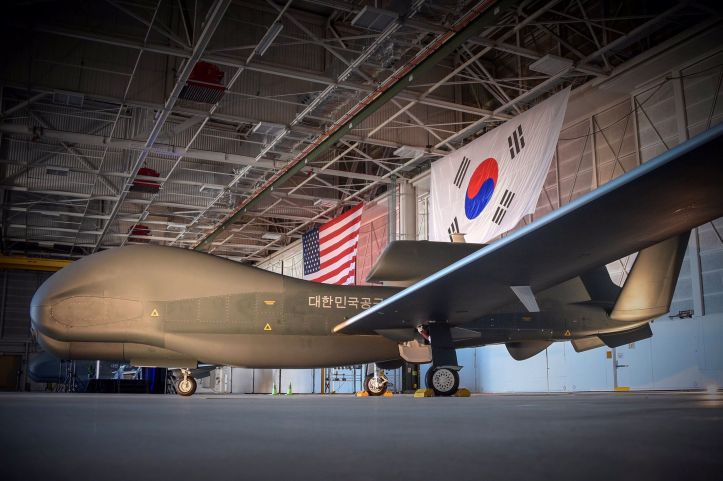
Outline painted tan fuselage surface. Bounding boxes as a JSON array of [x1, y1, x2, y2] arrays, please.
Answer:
[[31, 245, 402, 368]]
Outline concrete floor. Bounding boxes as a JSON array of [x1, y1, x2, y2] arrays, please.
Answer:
[[0, 391, 721, 481]]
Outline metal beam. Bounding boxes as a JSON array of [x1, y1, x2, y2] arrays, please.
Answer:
[[439, 66, 572, 146], [2, 121, 110, 186], [33, 25, 499, 118], [195, 0, 517, 251], [577, 2, 690, 68], [67, 0, 165, 257], [93, 0, 232, 251], [0, 255, 72, 272], [28, 112, 120, 196], [0, 123, 387, 183], [104, 0, 189, 48], [0, 92, 48, 118], [0, 82, 450, 154]]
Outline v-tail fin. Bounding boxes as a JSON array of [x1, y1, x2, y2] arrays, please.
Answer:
[[610, 232, 690, 322]]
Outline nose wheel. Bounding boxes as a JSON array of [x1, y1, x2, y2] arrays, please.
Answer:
[[364, 371, 388, 396], [176, 369, 197, 396], [426, 367, 459, 396]]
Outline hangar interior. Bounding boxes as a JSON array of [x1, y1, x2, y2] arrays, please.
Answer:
[[0, 0, 722, 394]]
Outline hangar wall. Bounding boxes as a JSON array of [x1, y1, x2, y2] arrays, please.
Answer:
[[450, 47, 723, 393], [230, 39, 723, 394], [0, 269, 52, 390]]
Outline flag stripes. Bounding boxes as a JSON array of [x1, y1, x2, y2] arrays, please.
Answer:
[[303, 203, 364, 285], [508, 125, 526, 159], [453, 156, 471, 188], [492, 189, 516, 225], [448, 216, 460, 241], [500, 189, 515, 208], [492, 206, 506, 225]]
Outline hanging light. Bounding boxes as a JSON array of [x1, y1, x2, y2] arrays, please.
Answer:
[[255, 22, 283, 57]]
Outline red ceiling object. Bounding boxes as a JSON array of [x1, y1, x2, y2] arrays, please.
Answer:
[[131, 167, 161, 193], [129, 224, 151, 242], [179, 61, 226, 104]]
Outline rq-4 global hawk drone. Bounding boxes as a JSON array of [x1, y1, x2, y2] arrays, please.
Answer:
[[31, 124, 723, 397]]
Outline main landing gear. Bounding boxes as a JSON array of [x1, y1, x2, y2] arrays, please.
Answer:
[[364, 368, 388, 396], [176, 368, 197, 396], [425, 366, 460, 396], [422, 323, 461, 396]]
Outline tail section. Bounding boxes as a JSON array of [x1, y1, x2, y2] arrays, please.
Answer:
[[610, 232, 690, 322], [579, 265, 621, 309], [569, 232, 689, 353], [599, 323, 653, 348]]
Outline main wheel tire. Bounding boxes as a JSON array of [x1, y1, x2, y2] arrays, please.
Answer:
[[425, 368, 434, 390], [364, 373, 388, 396], [429, 367, 459, 396], [176, 376, 197, 396]]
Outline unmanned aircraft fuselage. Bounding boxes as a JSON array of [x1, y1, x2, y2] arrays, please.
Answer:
[[29, 122, 723, 396], [30, 245, 405, 369], [30, 241, 653, 374]]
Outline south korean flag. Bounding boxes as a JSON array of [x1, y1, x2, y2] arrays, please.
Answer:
[[430, 88, 570, 243]]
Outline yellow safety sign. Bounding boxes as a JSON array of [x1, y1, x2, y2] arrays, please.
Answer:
[[150, 309, 160, 317], [563, 329, 571, 337], [264, 323, 272, 331]]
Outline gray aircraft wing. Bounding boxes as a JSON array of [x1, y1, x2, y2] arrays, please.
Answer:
[[333, 122, 723, 335]]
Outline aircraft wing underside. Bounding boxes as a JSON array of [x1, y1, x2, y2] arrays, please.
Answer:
[[333, 123, 723, 335]]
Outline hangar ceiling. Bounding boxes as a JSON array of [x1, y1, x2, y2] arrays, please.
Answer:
[[0, 0, 713, 262]]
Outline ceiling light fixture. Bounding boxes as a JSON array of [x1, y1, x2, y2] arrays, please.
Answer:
[[255, 22, 283, 57], [393, 145, 425, 158], [529, 54, 573, 76], [351, 6, 398, 32]]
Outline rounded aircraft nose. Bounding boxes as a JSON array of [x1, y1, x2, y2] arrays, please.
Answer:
[[30, 257, 143, 339], [29, 252, 106, 335], [30, 272, 64, 336]]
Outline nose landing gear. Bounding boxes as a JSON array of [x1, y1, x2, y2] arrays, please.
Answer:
[[364, 368, 388, 396], [176, 368, 197, 396]]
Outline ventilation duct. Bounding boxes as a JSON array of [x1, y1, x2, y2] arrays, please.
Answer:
[[46, 166, 69, 177], [179, 61, 226, 104], [131, 167, 161, 193], [129, 224, 151, 242], [351, 6, 398, 31]]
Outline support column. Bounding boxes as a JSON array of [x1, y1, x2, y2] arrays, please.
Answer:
[[388, 176, 397, 243], [689, 230, 705, 317], [398, 181, 416, 241], [0, 271, 7, 340], [672, 69, 704, 316]]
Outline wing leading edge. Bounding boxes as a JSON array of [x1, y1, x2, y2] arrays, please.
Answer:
[[333, 123, 723, 335]]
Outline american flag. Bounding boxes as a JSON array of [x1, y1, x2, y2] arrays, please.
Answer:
[[303, 203, 364, 285]]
